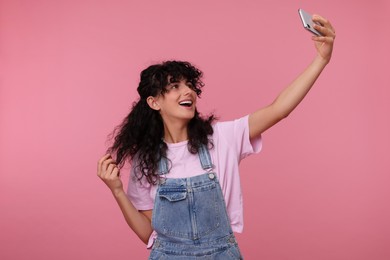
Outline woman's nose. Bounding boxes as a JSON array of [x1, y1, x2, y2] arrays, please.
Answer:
[[182, 84, 193, 95]]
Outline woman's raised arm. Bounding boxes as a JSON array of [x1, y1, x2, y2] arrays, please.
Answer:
[[249, 14, 336, 139]]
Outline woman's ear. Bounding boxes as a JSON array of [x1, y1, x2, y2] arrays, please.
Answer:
[[146, 96, 160, 111]]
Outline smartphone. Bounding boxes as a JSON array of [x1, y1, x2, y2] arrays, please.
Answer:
[[298, 8, 323, 36]]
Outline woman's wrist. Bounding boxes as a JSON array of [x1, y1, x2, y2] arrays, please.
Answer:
[[112, 188, 126, 198], [314, 54, 331, 67]]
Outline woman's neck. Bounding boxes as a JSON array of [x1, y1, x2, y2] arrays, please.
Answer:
[[163, 121, 188, 144]]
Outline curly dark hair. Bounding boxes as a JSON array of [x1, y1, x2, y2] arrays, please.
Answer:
[[107, 61, 216, 184]]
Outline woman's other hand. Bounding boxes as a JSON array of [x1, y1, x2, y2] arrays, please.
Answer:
[[97, 154, 123, 195]]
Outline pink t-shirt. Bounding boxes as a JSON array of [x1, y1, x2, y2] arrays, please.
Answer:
[[126, 115, 262, 247]]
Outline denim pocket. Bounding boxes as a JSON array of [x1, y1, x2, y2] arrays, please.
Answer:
[[152, 182, 221, 239], [152, 185, 190, 238], [158, 188, 187, 202]]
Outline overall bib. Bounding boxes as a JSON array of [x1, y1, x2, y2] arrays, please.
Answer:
[[149, 145, 243, 259]]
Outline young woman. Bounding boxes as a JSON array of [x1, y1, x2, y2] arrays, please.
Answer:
[[97, 14, 335, 259]]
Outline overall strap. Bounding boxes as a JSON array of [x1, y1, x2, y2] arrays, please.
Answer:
[[198, 144, 214, 171], [157, 156, 169, 175]]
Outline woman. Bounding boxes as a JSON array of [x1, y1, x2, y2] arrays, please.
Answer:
[[97, 14, 335, 259]]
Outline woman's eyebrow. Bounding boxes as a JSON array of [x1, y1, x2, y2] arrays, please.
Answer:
[[169, 78, 179, 84]]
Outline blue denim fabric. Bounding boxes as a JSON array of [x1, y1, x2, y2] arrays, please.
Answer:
[[150, 145, 243, 259]]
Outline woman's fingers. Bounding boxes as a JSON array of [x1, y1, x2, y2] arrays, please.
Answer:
[[312, 14, 336, 36], [102, 158, 116, 172], [105, 163, 117, 178], [312, 24, 326, 36], [97, 154, 123, 193], [309, 13, 336, 63], [313, 24, 333, 37], [97, 154, 119, 178], [112, 167, 120, 177], [312, 14, 332, 29], [311, 35, 335, 43], [311, 14, 336, 48], [97, 154, 111, 176]]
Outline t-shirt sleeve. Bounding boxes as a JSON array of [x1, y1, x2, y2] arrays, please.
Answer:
[[215, 115, 262, 161], [126, 166, 154, 211]]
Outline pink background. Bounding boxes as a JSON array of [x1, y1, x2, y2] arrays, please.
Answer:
[[1, 0, 389, 259]]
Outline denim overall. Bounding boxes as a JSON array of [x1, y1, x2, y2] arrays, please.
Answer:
[[149, 145, 243, 259]]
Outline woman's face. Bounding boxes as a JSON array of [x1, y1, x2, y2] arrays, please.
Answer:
[[150, 78, 197, 125]]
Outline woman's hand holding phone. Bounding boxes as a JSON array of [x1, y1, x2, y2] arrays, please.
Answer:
[[310, 14, 336, 64], [298, 9, 335, 64]]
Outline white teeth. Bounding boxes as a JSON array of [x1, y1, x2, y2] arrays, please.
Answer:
[[179, 100, 192, 106]]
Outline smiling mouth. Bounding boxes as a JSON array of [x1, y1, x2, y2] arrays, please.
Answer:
[[179, 100, 193, 107]]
